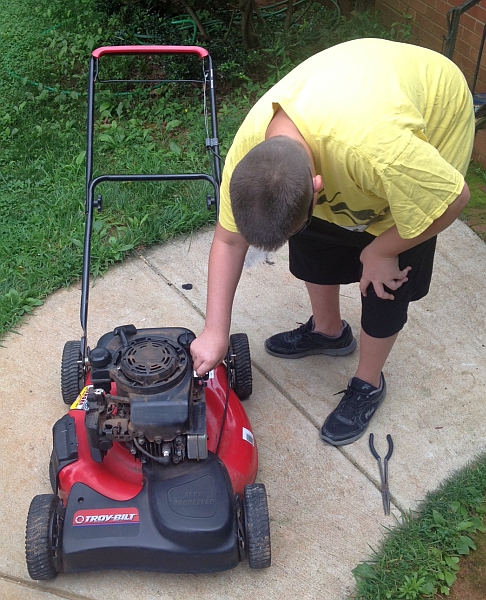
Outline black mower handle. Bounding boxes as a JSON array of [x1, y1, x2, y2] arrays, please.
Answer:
[[92, 45, 209, 59], [81, 44, 220, 362]]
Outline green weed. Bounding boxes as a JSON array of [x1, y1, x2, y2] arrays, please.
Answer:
[[0, 0, 217, 336], [352, 458, 486, 599]]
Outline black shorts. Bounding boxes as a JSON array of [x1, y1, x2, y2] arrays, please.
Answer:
[[288, 217, 437, 338]]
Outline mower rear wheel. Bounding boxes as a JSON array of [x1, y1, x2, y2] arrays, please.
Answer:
[[229, 333, 252, 400], [244, 483, 271, 569], [25, 494, 63, 580], [61, 340, 84, 405]]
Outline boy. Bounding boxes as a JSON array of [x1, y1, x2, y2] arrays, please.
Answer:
[[190, 38, 475, 446]]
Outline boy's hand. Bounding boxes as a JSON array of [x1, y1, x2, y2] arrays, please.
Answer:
[[359, 245, 411, 300], [190, 329, 229, 376]]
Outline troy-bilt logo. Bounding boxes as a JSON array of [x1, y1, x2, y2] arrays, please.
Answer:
[[73, 508, 139, 526]]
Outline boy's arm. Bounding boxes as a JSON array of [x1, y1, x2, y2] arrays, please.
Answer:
[[191, 222, 249, 375], [359, 182, 470, 300]]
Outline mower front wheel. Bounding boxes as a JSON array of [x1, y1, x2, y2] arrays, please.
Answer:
[[229, 333, 252, 400], [244, 483, 271, 569], [25, 494, 63, 580], [61, 340, 84, 405]]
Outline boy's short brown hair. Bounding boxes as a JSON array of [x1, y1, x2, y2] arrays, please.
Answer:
[[230, 136, 313, 251]]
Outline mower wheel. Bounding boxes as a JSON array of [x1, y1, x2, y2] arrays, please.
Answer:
[[61, 340, 84, 405], [25, 494, 63, 580], [229, 333, 252, 400], [244, 483, 271, 569]]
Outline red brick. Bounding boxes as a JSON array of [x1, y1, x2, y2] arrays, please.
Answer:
[[376, 2, 389, 12], [475, 78, 486, 94], [378, 3, 400, 17], [458, 26, 482, 50], [474, 19, 486, 37], [458, 55, 477, 84], [468, 3, 486, 22], [395, 0, 409, 14], [425, 4, 448, 27], [461, 12, 480, 32], [384, 8, 403, 24], [432, 0, 451, 15], [409, 6, 417, 19], [472, 129, 486, 170], [471, 61, 486, 81], [406, 0, 426, 14], [415, 11, 434, 30], [412, 24, 443, 52], [455, 31, 479, 59], [414, 12, 447, 40], [429, 22, 447, 42]]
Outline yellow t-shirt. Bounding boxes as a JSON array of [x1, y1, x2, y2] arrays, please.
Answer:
[[219, 38, 474, 239]]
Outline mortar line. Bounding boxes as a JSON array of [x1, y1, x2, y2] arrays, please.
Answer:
[[251, 362, 406, 515], [136, 250, 207, 320], [0, 574, 94, 600]]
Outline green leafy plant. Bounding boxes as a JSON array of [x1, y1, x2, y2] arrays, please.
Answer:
[[390, 11, 413, 43], [352, 460, 486, 599]]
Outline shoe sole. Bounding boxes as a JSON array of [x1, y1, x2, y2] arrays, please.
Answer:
[[319, 386, 387, 446], [319, 427, 367, 446], [264, 337, 357, 359]]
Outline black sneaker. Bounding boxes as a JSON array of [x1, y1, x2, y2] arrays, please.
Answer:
[[264, 316, 356, 359], [320, 374, 386, 446]]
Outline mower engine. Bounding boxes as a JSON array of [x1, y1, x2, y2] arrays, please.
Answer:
[[84, 325, 208, 465]]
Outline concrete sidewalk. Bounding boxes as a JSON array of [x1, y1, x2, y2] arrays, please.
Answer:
[[1, 219, 486, 600]]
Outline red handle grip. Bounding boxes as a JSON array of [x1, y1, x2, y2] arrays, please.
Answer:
[[92, 45, 209, 59]]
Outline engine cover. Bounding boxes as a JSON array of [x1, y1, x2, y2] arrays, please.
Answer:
[[118, 335, 189, 394], [87, 325, 206, 459]]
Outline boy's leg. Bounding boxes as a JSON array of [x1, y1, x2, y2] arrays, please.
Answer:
[[264, 219, 367, 359], [306, 284, 399, 387], [320, 238, 437, 445], [354, 329, 399, 388], [304, 283, 398, 386], [305, 282, 343, 337], [264, 281, 356, 358], [319, 328, 397, 446]]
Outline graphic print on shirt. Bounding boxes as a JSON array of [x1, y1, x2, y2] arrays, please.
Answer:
[[317, 191, 390, 232]]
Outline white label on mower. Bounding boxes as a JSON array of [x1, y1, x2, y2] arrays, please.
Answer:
[[242, 427, 254, 446], [193, 370, 214, 379], [70, 385, 92, 411]]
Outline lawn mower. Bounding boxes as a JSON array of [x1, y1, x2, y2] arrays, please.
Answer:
[[25, 45, 271, 579]]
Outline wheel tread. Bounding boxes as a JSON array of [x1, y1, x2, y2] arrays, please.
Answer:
[[244, 483, 271, 569], [61, 340, 83, 405], [229, 333, 253, 400], [25, 494, 61, 580]]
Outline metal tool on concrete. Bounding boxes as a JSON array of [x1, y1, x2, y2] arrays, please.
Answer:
[[369, 433, 394, 516]]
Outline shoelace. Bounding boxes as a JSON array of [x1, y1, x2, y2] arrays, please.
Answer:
[[334, 388, 359, 421], [287, 321, 311, 340]]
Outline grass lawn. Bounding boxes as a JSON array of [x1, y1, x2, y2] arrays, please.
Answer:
[[0, 0, 222, 337]]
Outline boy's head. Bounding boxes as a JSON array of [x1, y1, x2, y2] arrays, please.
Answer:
[[230, 136, 314, 251]]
